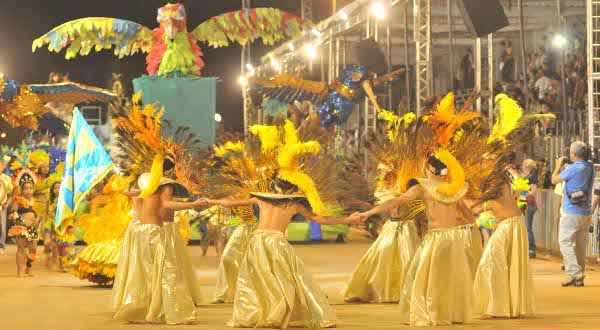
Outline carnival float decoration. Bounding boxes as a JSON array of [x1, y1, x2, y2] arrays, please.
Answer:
[[33, 3, 310, 144], [251, 39, 404, 127], [0, 73, 115, 130]]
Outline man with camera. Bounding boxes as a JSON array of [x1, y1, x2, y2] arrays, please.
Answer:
[[552, 141, 594, 287]]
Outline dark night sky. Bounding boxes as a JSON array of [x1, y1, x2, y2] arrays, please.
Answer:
[[0, 0, 325, 132]]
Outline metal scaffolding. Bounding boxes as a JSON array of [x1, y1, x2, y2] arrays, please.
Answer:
[[301, 0, 314, 21], [414, 0, 432, 115], [588, 0, 600, 153], [245, 0, 587, 150]]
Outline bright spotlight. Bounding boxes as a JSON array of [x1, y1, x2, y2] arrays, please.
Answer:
[[245, 63, 256, 76], [370, 2, 386, 20], [238, 75, 248, 87], [552, 34, 567, 49], [288, 43, 295, 52], [214, 113, 222, 123], [304, 43, 318, 60], [311, 28, 321, 38], [271, 58, 282, 72], [0, 132, 6, 138], [339, 10, 349, 21]]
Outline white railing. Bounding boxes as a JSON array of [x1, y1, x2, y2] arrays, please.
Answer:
[[532, 190, 600, 258]]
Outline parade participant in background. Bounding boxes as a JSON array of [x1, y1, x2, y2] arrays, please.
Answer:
[[0, 154, 14, 255], [204, 119, 368, 328], [521, 159, 539, 258], [471, 172, 535, 319], [8, 172, 39, 277], [344, 178, 425, 303], [110, 94, 211, 324], [210, 205, 257, 304], [41, 170, 62, 270], [207, 142, 259, 304], [67, 174, 134, 284]]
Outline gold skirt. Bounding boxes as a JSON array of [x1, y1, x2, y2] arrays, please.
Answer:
[[214, 223, 256, 303], [231, 229, 336, 329], [467, 224, 484, 278], [68, 240, 120, 284], [398, 225, 475, 326], [344, 220, 419, 303], [111, 221, 202, 324], [474, 216, 535, 317]]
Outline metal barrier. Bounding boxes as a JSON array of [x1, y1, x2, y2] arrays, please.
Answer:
[[532, 190, 600, 258]]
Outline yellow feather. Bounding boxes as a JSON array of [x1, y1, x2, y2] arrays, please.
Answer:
[[434, 149, 466, 197], [249, 125, 281, 152], [435, 92, 456, 122], [488, 93, 524, 143], [138, 154, 164, 198], [283, 119, 299, 145]]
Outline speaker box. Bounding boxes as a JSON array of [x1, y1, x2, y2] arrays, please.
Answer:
[[456, 0, 509, 37]]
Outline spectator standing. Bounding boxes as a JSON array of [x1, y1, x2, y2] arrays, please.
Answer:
[[460, 50, 475, 89], [500, 41, 515, 83], [552, 141, 594, 287], [522, 159, 539, 258]]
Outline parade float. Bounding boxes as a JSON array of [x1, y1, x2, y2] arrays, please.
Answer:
[[33, 3, 310, 147]]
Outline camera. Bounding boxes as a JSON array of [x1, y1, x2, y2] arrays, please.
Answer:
[[559, 157, 572, 166]]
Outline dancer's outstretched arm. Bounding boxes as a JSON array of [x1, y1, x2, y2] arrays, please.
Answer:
[[160, 185, 207, 211], [349, 185, 423, 222], [204, 197, 258, 208], [295, 206, 366, 225]]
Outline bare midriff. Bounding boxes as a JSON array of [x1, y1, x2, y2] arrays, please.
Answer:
[[137, 193, 163, 226]]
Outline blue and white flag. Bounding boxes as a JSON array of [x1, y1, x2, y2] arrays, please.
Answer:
[[55, 109, 113, 230]]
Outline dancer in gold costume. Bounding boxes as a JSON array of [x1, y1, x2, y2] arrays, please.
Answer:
[[204, 119, 367, 328], [111, 174, 205, 324], [349, 92, 548, 326], [344, 181, 425, 303], [109, 95, 210, 324], [213, 206, 257, 304], [351, 152, 479, 326], [471, 177, 535, 319]]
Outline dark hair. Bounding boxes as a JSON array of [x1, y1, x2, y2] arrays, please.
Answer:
[[163, 158, 175, 172], [49, 182, 61, 202], [17, 207, 36, 216], [407, 178, 419, 189], [427, 155, 448, 176]]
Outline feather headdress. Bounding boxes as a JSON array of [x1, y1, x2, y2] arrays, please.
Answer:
[[208, 118, 368, 216], [111, 93, 209, 195]]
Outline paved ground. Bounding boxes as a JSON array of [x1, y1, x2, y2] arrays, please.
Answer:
[[1, 233, 600, 330]]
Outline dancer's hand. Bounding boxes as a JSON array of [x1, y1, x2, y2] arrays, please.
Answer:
[[346, 212, 368, 224], [193, 198, 209, 208]]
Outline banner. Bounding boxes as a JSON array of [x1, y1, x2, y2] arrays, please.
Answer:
[[55, 109, 113, 230]]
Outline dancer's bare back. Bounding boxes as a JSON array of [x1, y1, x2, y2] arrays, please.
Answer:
[[477, 183, 522, 222], [255, 200, 305, 232], [420, 187, 473, 229], [127, 185, 183, 226]]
